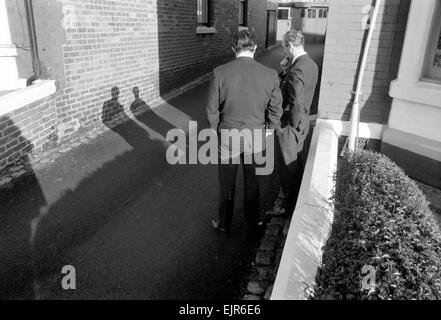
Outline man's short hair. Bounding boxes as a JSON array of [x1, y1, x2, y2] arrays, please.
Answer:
[[232, 30, 257, 54], [283, 29, 305, 48]]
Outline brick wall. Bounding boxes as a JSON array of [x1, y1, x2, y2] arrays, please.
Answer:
[[0, 96, 57, 170], [318, 0, 410, 124], [157, 0, 235, 95], [1, 0, 272, 168], [248, 0, 269, 53], [158, 0, 271, 94]]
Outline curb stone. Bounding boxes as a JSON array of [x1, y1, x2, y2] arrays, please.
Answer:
[[243, 189, 292, 300]]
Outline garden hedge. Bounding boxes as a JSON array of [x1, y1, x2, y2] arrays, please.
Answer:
[[313, 150, 441, 300]]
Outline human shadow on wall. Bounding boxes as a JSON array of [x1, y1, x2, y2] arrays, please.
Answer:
[[130, 87, 177, 140], [0, 117, 47, 299]]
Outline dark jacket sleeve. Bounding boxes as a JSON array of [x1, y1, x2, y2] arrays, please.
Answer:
[[286, 66, 308, 134], [266, 71, 283, 130], [207, 70, 220, 131]]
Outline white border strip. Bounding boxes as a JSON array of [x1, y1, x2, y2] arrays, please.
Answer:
[[318, 119, 384, 140], [271, 120, 339, 300], [0, 80, 56, 117]]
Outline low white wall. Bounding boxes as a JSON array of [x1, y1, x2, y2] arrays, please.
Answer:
[[271, 119, 339, 300]]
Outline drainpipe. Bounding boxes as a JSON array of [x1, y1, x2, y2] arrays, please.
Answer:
[[348, 0, 381, 151], [23, 0, 41, 86]]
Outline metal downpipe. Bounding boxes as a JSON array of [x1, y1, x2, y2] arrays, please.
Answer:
[[23, 0, 41, 86], [348, 0, 382, 151]]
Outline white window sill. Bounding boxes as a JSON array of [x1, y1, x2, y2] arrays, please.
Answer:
[[196, 26, 216, 34], [0, 47, 18, 57], [0, 80, 56, 117], [389, 79, 441, 108], [238, 26, 248, 31]]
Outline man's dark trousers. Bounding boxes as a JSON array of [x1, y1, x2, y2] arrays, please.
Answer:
[[218, 152, 264, 234]]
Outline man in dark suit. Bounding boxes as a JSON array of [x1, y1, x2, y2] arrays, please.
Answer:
[[207, 30, 283, 235], [277, 30, 319, 213]]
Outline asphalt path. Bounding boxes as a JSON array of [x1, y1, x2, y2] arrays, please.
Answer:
[[0, 44, 324, 299], [1, 81, 274, 300]]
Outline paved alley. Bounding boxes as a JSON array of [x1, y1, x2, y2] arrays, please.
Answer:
[[0, 44, 324, 300]]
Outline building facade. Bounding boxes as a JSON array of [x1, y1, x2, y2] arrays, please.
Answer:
[[0, 0, 276, 171], [318, 0, 441, 188], [277, 0, 329, 43]]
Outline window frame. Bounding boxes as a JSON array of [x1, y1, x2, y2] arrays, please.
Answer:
[[239, 0, 248, 27], [197, 0, 210, 26], [422, 3, 441, 82], [278, 8, 289, 20]]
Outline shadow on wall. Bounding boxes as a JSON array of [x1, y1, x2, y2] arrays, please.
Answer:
[[0, 117, 47, 299], [342, 0, 410, 124]]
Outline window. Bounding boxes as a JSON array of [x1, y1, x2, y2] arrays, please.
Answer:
[[324, 8, 328, 18], [307, 9, 312, 19], [423, 4, 441, 81], [311, 9, 316, 19], [427, 20, 441, 79], [197, 0, 209, 25], [239, 0, 248, 26], [318, 9, 324, 18], [278, 9, 289, 20], [300, 9, 306, 18]]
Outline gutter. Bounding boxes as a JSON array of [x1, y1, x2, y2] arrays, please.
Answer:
[[23, 0, 41, 86], [348, 0, 382, 151]]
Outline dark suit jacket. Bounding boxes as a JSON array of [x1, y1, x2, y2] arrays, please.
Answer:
[[207, 57, 283, 132], [278, 54, 318, 165]]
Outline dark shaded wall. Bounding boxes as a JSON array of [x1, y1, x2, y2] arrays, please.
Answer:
[[157, 0, 272, 95]]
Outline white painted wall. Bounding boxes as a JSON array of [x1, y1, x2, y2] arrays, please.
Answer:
[[0, 0, 19, 90], [387, 0, 441, 145]]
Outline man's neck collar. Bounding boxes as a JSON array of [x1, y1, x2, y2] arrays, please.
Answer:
[[236, 51, 255, 59], [292, 51, 307, 64]]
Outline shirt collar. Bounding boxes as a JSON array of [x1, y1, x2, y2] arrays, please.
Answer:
[[292, 52, 307, 65], [236, 52, 255, 60]]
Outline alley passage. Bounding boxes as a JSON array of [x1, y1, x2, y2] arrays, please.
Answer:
[[0, 45, 323, 300]]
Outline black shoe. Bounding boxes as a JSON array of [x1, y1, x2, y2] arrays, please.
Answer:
[[212, 220, 230, 235]]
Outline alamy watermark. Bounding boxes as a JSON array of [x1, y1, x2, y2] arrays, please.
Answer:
[[361, 265, 376, 295], [165, 121, 275, 176], [61, 265, 76, 291]]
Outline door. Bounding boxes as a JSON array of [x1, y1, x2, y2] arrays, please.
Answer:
[[266, 10, 277, 48], [276, 8, 291, 41], [303, 7, 329, 43]]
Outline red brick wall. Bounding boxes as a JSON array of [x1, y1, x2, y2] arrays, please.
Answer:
[[318, 0, 410, 124], [1, 0, 272, 168]]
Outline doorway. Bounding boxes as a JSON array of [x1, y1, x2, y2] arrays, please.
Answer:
[[267, 10, 277, 48]]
